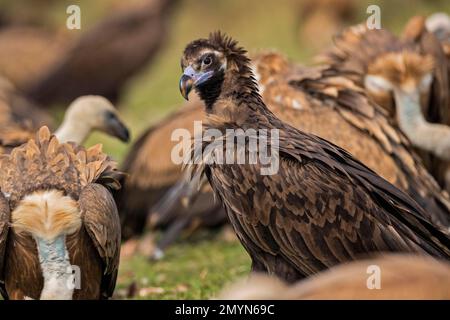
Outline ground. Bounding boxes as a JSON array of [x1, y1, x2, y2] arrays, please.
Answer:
[[116, 230, 250, 299]]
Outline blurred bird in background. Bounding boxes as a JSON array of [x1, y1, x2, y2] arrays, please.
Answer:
[[219, 254, 450, 299]]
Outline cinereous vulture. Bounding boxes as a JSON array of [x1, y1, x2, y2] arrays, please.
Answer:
[[178, 32, 450, 282], [121, 47, 450, 259]]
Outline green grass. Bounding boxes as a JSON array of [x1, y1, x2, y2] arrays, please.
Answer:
[[116, 231, 250, 299]]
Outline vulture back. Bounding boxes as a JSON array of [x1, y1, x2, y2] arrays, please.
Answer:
[[0, 127, 123, 299]]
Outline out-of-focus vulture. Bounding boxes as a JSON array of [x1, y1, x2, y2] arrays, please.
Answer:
[[0, 27, 67, 91], [0, 76, 53, 131], [319, 17, 450, 191], [219, 254, 450, 299], [0, 127, 123, 299], [24, 0, 178, 105], [297, 0, 356, 52], [0, 95, 129, 154], [178, 32, 450, 281], [118, 96, 225, 245], [426, 12, 450, 47]]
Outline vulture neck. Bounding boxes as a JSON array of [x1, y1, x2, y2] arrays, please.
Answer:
[[12, 189, 81, 300], [394, 89, 450, 160], [197, 57, 272, 126], [36, 236, 74, 300], [55, 117, 92, 144]]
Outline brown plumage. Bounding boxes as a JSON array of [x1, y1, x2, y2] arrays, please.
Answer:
[[173, 50, 450, 230], [179, 32, 450, 282], [426, 13, 450, 82], [117, 96, 225, 243], [121, 49, 450, 257], [24, 0, 178, 105], [0, 77, 54, 154], [118, 53, 293, 243], [319, 18, 450, 192], [219, 254, 450, 299], [0, 26, 68, 91], [0, 127, 123, 299]]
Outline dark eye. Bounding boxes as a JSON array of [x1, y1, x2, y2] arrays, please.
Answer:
[[106, 111, 116, 120], [203, 56, 212, 66]]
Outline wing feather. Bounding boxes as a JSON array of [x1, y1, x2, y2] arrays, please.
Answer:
[[79, 183, 120, 299], [0, 191, 10, 299]]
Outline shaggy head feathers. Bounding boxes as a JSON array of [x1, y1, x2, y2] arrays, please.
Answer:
[[182, 31, 253, 76], [183, 32, 247, 62]]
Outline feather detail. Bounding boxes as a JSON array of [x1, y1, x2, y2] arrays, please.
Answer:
[[0, 126, 124, 210]]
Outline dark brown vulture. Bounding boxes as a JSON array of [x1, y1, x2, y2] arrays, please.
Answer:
[[0, 95, 129, 154], [121, 48, 450, 259], [24, 0, 178, 105], [0, 127, 123, 299], [219, 254, 450, 299], [318, 18, 450, 192], [178, 32, 450, 282], [118, 54, 295, 248]]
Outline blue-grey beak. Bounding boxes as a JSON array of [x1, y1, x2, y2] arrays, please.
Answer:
[[179, 66, 213, 100]]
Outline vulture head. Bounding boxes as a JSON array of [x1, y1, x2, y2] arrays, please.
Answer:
[[365, 51, 434, 110], [179, 32, 256, 108], [426, 12, 450, 42], [56, 95, 130, 144], [364, 52, 450, 161]]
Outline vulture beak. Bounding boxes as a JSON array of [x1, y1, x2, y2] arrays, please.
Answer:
[[179, 65, 214, 100], [179, 74, 194, 100], [106, 113, 130, 142]]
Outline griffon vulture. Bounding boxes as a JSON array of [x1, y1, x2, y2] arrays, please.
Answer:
[[0, 95, 129, 154], [0, 127, 123, 299], [319, 17, 450, 191]]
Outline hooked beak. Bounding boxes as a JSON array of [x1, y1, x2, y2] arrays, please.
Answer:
[[179, 74, 194, 100], [106, 115, 130, 142], [179, 65, 213, 100]]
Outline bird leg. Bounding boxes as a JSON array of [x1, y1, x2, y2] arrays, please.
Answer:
[[149, 215, 192, 261]]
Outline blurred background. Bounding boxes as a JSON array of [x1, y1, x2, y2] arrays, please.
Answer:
[[0, 0, 449, 299]]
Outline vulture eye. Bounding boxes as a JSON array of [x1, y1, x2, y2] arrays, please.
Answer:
[[202, 56, 212, 67], [106, 111, 116, 120]]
